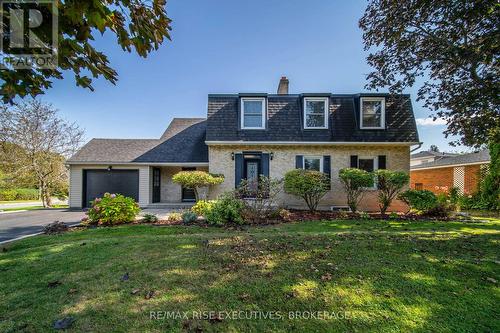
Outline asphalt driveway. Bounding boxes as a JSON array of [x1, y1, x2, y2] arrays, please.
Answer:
[[0, 209, 85, 243]]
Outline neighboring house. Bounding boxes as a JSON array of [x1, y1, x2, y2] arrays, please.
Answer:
[[68, 77, 420, 211], [410, 149, 491, 194], [410, 150, 458, 166]]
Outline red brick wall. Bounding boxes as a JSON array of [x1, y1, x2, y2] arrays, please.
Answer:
[[464, 165, 481, 194], [410, 167, 454, 194], [410, 165, 483, 195]]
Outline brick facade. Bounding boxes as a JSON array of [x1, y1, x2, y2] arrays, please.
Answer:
[[208, 144, 410, 212], [410, 164, 483, 195]]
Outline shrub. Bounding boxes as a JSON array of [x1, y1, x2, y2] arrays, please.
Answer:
[[0, 188, 39, 201], [167, 212, 182, 223], [235, 176, 283, 223], [359, 211, 370, 219], [374, 170, 409, 214], [205, 194, 244, 225], [338, 168, 374, 212], [389, 211, 399, 219], [142, 213, 158, 223], [284, 169, 329, 212], [191, 200, 215, 217], [86, 193, 140, 225], [279, 208, 292, 221], [448, 187, 461, 209], [172, 171, 224, 201], [398, 189, 438, 212], [182, 211, 197, 224], [479, 140, 500, 211]]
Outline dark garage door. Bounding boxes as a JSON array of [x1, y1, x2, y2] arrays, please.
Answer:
[[83, 170, 139, 208]]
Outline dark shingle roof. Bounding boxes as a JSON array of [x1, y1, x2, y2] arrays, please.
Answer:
[[68, 118, 208, 164], [411, 149, 490, 169], [206, 94, 419, 142]]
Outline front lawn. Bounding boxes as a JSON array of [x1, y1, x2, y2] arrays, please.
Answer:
[[1, 219, 499, 332]]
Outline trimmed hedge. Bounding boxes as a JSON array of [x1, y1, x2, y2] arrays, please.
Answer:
[[0, 188, 39, 201]]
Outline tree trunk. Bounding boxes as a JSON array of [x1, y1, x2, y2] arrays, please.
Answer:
[[39, 181, 51, 208]]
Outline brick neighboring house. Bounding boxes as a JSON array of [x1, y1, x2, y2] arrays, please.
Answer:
[[68, 77, 420, 211], [410, 150, 491, 194]]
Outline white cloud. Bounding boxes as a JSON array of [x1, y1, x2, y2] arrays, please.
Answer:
[[415, 117, 447, 126]]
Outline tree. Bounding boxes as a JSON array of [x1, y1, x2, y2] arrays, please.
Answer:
[[284, 169, 329, 212], [172, 171, 224, 201], [0, 100, 84, 207], [429, 145, 439, 153], [374, 170, 410, 214], [480, 139, 500, 211], [1, 1, 172, 103], [359, 1, 499, 148], [338, 168, 373, 212]]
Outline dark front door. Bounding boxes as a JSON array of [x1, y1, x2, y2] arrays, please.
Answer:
[[83, 169, 139, 208], [181, 167, 196, 201], [244, 159, 260, 196], [152, 168, 161, 203]]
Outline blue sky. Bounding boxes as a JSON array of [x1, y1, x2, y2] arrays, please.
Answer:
[[43, 0, 465, 153]]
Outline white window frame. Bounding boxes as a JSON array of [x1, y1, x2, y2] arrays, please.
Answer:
[[303, 155, 324, 172], [360, 97, 385, 129], [241, 97, 266, 130], [357, 155, 378, 190], [303, 97, 329, 129]]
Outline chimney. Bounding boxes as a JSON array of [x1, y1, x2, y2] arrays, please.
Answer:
[[277, 76, 289, 95]]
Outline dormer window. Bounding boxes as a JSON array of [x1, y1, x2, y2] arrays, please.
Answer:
[[360, 97, 385, 129], [241, 98, 266, 129], [304, 97, 328, 129]]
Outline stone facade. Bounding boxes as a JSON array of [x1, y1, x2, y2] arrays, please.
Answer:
[[208, 144, 410, 212], [159, 166, 209, 203]]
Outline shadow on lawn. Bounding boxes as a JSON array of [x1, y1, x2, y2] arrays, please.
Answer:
[[0, 223, 499, 332]]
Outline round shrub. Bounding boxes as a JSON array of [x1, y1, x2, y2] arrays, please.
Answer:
[[205, 195, 244, 225], [339, 168, 374, 212], [182, 211, 197, 224], [86, 193, 140, 225], [172, 171, 224, 201], [142, 213, 158, 223], [191, 200, 216, 217], [284, 169, 329, 212], [398, 189, 438, 212]]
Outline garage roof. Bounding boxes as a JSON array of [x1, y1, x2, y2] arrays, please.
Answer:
[[67, 118, 208, 164]]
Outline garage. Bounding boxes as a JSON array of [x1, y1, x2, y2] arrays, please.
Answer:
[[83, 169, 139, 208]]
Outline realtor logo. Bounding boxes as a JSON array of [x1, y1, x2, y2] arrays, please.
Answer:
[[0, 0, 58, 69]]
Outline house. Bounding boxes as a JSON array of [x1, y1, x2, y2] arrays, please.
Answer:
[[67, 77, 420, 211], [410, 149, 491, 195], [410, 150, 458, 167]]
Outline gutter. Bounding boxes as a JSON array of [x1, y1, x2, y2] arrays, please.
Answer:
[[205, 141, 420, 146], [411, 161, 489, 171], [410, 142, 423, 152], [65, 162, 210, 166]]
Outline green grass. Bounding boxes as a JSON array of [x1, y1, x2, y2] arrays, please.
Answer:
[[0, 204, 69, 212], [1, 219, 499, 332]]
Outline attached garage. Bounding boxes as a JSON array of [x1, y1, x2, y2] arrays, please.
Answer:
[[83, 169, 139, 208]]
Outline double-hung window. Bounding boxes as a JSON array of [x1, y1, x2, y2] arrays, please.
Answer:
[[360, 97, 385, 129], [358, 156, 378, 189], [303, 156, 323, 172], [304, 97, 328, 129], [241, 98, 265, 129]]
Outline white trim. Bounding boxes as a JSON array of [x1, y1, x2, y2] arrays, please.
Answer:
[[360, 97, 385, 129], [66, 162, 209, 166], [410, 161, 489, 171], [303, 97, 329, 129], [241, 97, 266, 130], [205, 141, 420, 146], [303, 155, 324, 172]]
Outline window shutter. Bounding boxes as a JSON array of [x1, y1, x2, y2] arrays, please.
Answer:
[[350, 155, 358, 168], [378, 155, 387, 169], [235, 153, 243, 188], [323, 155, 331, 190], [296, 155, 303, 169], [261, 153, 270, 177]]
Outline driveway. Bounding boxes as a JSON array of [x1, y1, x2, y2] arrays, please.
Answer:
[[0, 209, 85, 243]]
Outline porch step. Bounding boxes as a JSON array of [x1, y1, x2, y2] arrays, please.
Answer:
[[146, 203, 194, 210]]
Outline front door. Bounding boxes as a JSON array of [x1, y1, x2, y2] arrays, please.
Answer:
[[182, 167, 196, 201], [152, 168, 161, 203], [244, 159, 260, 195]]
